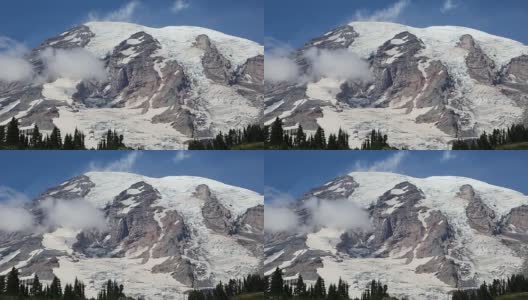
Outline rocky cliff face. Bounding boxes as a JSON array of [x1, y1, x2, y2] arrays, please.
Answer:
[[0, 22, 263, 149], [265, 172, 528, 300], [265, 21, 528, 149], [0, 172, 263, 299]]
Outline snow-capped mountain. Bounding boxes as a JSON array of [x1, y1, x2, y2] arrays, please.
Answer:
[[0, 22, 263, 149], [264, 172, 528, 300], [0, 172, 264, 299], [265, 22, 528, 149]]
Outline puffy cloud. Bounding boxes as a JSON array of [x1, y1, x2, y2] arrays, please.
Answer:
[[0, 37, 34, 82], [264, 206, 300, 232], [304, 198, 371, 230], [264, 187, 371, 233], [0, 187, 34, 232], [88, 0, 141, 22], [0, 205, 35, 232], [353, 0, 410, 22], [303, 48, 372, 82], [353, 152, 408, 172], [39, 48, 107, 81], [39, 198, 106, 231], [172, 0, 191, 13], [264, 39, 371, 84], [264, 38, 300, 83], [441, 0, 458, 13]]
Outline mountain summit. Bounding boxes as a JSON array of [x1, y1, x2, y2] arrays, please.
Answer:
[[265, 22, 528, 149], [264, 172, 528, 300], [0, 171, 264, 299], [0, 22, 264, 149]]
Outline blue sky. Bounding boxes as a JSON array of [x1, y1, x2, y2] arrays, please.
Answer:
[[0, 0, 263, 47], [265, 0, 528, 48], [265, 151, 528, 201], [0, 151, 263, 200]]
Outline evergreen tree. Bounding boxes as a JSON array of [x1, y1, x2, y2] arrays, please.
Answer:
[[270, 117, 284, 146], [0, 275, 5, 295], [30, 124, 43, 149], [0, 126, 5, 146], [48, 127, 62, 149], [49, 276, 62, 299], [269, 268, 284, 298], [30, 274, 43, 297], [327, 133, 338, 150], [5, 117, 20, 147], [5, 267, 20, 296], [63, 133, 74, 150], [312, 127, 326, 149], [313, 276, 326, 299], [64, 283, 75, 300], [294, 274, 306, 297], [294, 124, 307, 148]]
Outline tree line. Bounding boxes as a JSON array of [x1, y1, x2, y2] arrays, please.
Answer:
[[0, 267, 133, 300], [188, 118, 394, 150], [451, 274, 528, 300], [452, 124, 528, 150], [0, 117, 129, 150], [266, 268, 403, 300], [187, 274, 266, 300]]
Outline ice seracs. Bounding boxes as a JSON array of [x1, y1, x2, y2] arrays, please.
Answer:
[[265, 21, 528, 149], [265, 172, 528, 300], [0, 21, 264, 149], [0, 171, 264, 300]]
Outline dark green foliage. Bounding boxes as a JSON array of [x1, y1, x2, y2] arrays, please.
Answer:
[[187, 274, 266, 300], [452, 124, 528, 150], [188, 124, 266, 150], [5, 117, 20, 146], [0, 117, 99, 150], [361, 130, 390, 150], [5, 268, 19, 296], [97, 130, 126, 150], [452, 274, 528, 300], [187, 118, 367, 150]]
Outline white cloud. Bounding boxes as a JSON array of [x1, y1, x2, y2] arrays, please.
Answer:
[[39, 48, 107, 81], [173, 151, 191, 163], [353, 0, 410, 22], [303, 48, 372, 82], [353, 152, 408, 172], [264, 188, 371, 233], [441, 151, 456, 162], [0, 37, 34, 83], [264, 38, 371, 84], [441, 0, 458, 13], [88, 0, 141, 22], [0, 187, 34, 232], [172, 0, 191, 13], [39, 198, 106, 231], [264, 206, 300, 232], [264, 38, 300, 83], [304, 198, 371, 230], [89, 152, 142, 172], [0, 205, 35, 232]]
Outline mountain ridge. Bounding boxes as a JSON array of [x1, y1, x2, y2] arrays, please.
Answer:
[[264, 171, 528, 300]]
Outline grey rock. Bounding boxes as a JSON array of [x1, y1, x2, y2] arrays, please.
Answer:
[[500, 205, 528, 238], [197, 185, 235, 234], [195, 35, 232, 84], [500, 55, 528, 93], [457, 34, 496, 84], [458, 185, 497, 235]]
